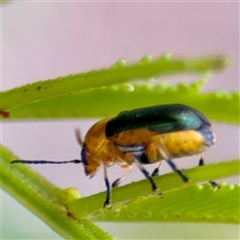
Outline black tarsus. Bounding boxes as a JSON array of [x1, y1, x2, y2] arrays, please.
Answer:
[[198, 154, 219, 189]]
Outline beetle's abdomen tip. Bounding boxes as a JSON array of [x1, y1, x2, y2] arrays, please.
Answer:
[[199, 128, 216, 147]]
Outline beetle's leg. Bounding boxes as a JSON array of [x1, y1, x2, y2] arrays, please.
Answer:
[[103, 164, 111, 208], [151, 162, 162, 177], [198, 154, 219, 189], [133, 158, 158, 192], [166, 159, 189, 183], [198, 153, 204, 166], [75, 128, 83, 147], [112, 164, 132, 188]]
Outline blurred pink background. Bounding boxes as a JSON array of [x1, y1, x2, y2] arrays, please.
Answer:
[[2, 2, 239, 239]]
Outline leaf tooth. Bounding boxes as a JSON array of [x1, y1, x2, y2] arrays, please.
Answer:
[[154, 82, 175, 93], [214, 90, 240, 102], [145, 82, 155, 90], [109, 85, 120, 91], [120, 83, 135, 92], [137, 55, 152, 65], [215, 90, 232, 99], [230, 91, 240, 101], [111, 59, 126, 69], [177, 83, 191, 93], [226, 184, 235, 190], [154, 53, 171, 62], [192, 79, 207, 91]]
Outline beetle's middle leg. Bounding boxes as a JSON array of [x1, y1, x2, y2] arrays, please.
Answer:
[[151, 162, 162, 177], [133, 158, 158, 192], [166, 159, 189, 183], [112, 163, 132, 188]]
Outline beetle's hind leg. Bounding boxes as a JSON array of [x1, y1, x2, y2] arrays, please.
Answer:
[[167, 159, 189, 183], [198, 154, 219, 189], [112, 164, 132, 188]]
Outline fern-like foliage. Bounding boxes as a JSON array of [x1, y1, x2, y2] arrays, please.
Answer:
[[1, 54, 239, 239]]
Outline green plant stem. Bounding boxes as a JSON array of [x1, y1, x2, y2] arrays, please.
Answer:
[[1, 144, 113, 240]]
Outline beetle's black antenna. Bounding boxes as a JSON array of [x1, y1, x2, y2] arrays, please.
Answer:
[[10, 159, 82, 165], [11, 129, 84, 165]]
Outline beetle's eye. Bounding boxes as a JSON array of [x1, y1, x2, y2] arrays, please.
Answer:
[[81, 148, 89, 166]]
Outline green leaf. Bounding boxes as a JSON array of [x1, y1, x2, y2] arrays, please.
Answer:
[[1, 55, 229, 120], [1, 80, 239, 124], [67, 159, 240, 222], [91, 184, 240, 224], [0, 144, 113, 240]]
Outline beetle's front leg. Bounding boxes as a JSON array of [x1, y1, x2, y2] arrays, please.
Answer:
[[112, 163, 132, 188], [103, 163, 111, 208]]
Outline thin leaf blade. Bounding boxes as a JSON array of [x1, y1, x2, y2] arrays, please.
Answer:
[[2, 80, 239, 124], [1, 55, 229, 112], [90, 184, 239, 224]]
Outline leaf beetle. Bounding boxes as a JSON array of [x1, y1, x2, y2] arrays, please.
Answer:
[[11, 103, 216, 207]]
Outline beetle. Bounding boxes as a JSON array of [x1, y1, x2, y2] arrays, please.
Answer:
[[11, 103, 216, 207]]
